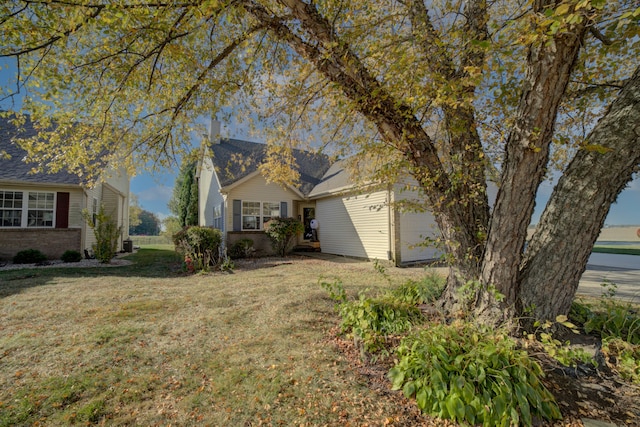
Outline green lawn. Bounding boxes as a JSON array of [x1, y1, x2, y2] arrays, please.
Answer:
[[592, 245, 640, 256], [0, 249, 429, 426]]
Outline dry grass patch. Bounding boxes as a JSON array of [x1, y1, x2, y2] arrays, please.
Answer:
[[0, 250, 432, 426]]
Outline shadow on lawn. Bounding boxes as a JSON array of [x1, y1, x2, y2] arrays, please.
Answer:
[[0, 248, 183, 298]]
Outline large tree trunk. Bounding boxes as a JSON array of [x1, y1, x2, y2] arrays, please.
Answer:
[[519, 65, 640, 321], [478, 6, 588, 323]]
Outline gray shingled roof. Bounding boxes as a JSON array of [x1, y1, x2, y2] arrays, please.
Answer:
[[0, 114, 82, 186], [210, 138, 331, 197], [306, 159, 353, 198]]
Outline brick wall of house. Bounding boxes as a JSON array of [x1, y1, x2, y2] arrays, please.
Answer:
[[226, 231, 275, 256], [0, 229, 82, 260]]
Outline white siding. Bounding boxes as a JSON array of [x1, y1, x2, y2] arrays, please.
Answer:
[[198, 155, 224, 228], [316, 191, 390, 260], [103, 168, 129, 196], [84, 185, 102, 251], [225, 174, 299, 229], [398, 209, 441, 262], [392, 182, 441, 263], [68, 189, 84, 228], [102, 186, 119, 218]]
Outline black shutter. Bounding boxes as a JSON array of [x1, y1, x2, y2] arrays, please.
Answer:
[[280, 201, 287, 217]]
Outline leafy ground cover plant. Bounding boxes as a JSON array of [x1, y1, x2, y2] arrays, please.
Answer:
[[388, 322, 562, 426], [521, 315, 596, 369], [568, 283, 640, 385], [570, 283, 640, 345], [389, 273, 445, 305], [322, 274, 445, 354], [601, 337, 640, 384]]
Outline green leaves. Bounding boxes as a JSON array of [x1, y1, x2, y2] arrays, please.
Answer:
[[388, 323, 562, 426], [327, 275, 444, 355], [264, 217, 304, 257]]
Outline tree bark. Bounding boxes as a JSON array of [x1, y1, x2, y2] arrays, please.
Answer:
[[479, 10, 588, 322], [519, 65, 640, 321]]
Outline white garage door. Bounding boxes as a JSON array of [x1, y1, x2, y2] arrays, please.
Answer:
[[316, 191, 390, 260]]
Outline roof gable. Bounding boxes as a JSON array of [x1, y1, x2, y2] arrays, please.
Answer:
[[209, 138, 331, 197], [0, 115, 83, 186]]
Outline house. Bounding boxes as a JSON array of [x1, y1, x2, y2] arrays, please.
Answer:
[[197, 122, 443, 265], [197, 122, 332, 255], [0, 114, 130, 261], [307, 159, 442, 264]]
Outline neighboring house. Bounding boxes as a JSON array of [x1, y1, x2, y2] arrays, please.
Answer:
[[0, 115, 130, 261], [197, 122, 331, 255], [197, 122, 444, 265]]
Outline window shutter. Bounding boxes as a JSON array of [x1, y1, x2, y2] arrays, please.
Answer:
[[280, 201, 288, 217], [232, 199, 241, 231], [55, 192, 70, 229]]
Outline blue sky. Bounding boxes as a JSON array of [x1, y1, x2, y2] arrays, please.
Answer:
[[1, 58, 638, 225]]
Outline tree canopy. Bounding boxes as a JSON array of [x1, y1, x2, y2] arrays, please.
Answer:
[[1, 0, 639, 324], [129, 209, 162, 236]]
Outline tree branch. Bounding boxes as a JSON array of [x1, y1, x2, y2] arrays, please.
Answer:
[[589, 25, 613, 45], [0, 5, 105, 58]]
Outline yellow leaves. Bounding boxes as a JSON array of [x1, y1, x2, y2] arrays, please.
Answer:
[[258, 144, 301, 189], [582, 143, 612, 154], [555, 4, 571, 17]]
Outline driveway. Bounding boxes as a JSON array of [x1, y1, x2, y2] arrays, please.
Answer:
[[579, 253, 640, 301]]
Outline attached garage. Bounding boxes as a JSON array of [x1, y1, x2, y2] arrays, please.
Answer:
[[309, 161, 443, 265], [315, 190, 391, 260]]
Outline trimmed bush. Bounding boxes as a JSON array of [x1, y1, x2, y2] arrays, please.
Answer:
[[264, 217, 303, 257], [173, 226, 222, 273], [228, 238, 255, 259], [13, 249, 48, 264], [61, 250, 83, 263]]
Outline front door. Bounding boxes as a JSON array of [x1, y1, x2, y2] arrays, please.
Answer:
[[300, 205, 315, 242]]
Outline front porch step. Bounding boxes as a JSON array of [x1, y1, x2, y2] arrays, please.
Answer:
[[293, 242, 321, 252]]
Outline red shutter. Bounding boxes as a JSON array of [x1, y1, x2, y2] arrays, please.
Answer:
[[56, 192, 70, 229]]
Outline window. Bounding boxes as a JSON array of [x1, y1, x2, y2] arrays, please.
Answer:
[[28, 192, 54, 227], [241, 201, 280, 230], [0, 190, 55, 228], [0, 191, 23, 227], [262, 202, 280, 226], [213, 204, 222, 230]]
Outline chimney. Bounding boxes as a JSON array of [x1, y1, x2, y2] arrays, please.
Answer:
[[209, 117, 221, 144]]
